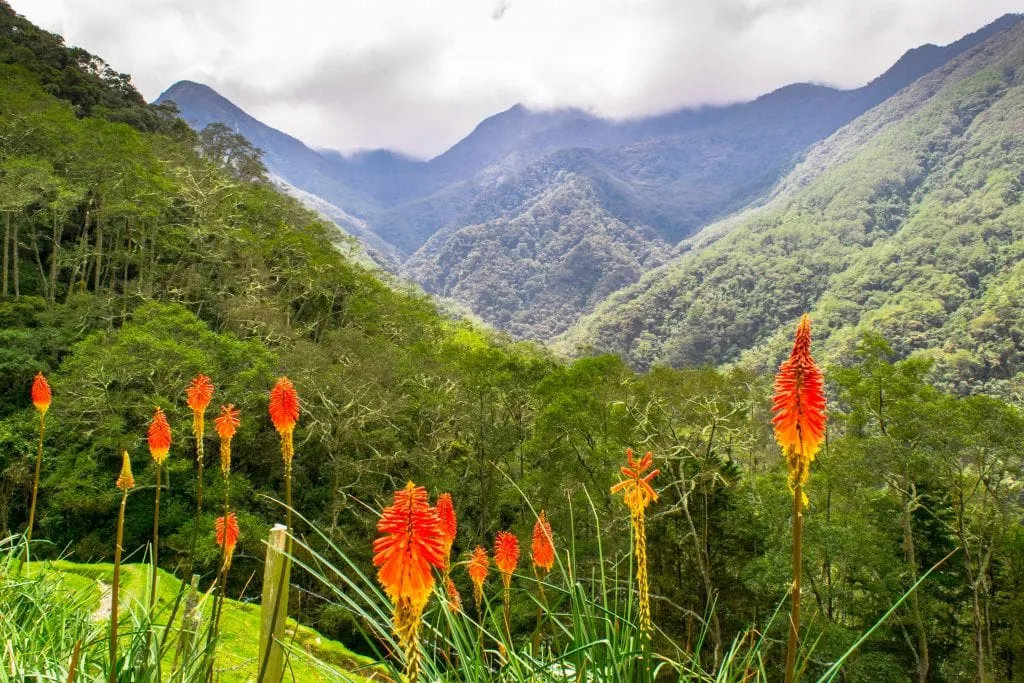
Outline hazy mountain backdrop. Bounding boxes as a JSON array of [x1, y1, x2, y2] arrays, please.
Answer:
[[158, 13, 1024, 354]]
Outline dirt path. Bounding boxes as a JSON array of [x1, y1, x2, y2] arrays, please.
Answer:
[[92, 580, 112, 622]]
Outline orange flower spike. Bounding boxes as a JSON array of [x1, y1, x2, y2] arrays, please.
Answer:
[[186, 374, 214, 414], [467, 546, 489, 604], [147, 407, 172, 465], [214, 404, 240, 441], [31, 372, 51, 415], [771, 314, 827, 493], [494, 531, 520, 577], [116, 451, 135, 490], [444, 576, 462, 613], [216, 512, 240, 552], [186, 374, 214, 444], [372, 482, 446, 610], [532, 511, 555, 573], [216, 512, 241, 569], [269, 377, 300, 468], [268, 376, 300, 435], [436, 493, 457, 558], [214, 404, 240, 475]]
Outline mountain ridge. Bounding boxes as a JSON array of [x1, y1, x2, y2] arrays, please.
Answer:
[[560, 16, 1024, 396], [156, 12, 1024, 346]]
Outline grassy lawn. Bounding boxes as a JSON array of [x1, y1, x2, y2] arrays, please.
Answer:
[[26, 561, 383, 682]]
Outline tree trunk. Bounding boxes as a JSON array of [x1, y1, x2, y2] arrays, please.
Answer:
[[901, 489, 930, 683], [30, 223, 48, 299], [2, 211, 9, 298], [93, 218, 103, 292], [49, 211, 59, 304], [12, 221, 19, 299]]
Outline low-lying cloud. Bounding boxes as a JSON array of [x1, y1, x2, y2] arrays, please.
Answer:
[[11, 0, 1021, 158]]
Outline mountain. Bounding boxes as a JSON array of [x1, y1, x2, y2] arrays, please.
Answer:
[[561, 16, 1024, 396], [157, 13, 1024, 344]]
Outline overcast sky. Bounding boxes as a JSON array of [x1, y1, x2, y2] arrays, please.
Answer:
[[10, 0, 1022, 158]]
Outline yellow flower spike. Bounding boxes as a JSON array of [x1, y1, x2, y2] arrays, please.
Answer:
[[611, 448, 659, 641], [115, 451, 135, 490]]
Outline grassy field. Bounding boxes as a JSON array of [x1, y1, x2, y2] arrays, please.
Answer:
[[24, 560, 382, 682]]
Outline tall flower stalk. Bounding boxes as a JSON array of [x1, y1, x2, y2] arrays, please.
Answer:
[[467, 545, 489, 646], [110, 451, 135, 683], [146, 407, 171, 610], [185, 374, 214, 573], [372, 482, 445, 683], [211, 404, 239, 638], [257, 378, 299, 682], [531, 510, 555, 653], [611, 448, 660, 641], [436, 493, 460, 609], [772, 314, 826, 683], [268, 377, 299, 531], [25, 372, 51, 550], [493, 530, 520, 642]]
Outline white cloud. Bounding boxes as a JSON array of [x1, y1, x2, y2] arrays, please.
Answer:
[[9, 0, 1021, 157]]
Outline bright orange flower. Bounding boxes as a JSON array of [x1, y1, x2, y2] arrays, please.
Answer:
[[268, 376, 300, 434], [493, 531, 519, 577], [216, 512, 241, 570], [444, 576, 462, 613], [771, 314, 827, 491], [147, 407, 172, 465], [31, 372, 51, 415], [216, 512, 240, 552], [610, 448, 660, 512], [532, 511, 555, 573], [372, 482, 445, 610], [214, 404, 240, 441], [467, 546, 489, 603], [116, 451, 135, 490], [186, 374, 214, 414], [436, 493, 457, 553]]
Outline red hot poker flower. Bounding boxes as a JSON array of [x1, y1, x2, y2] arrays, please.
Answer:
[[186, 374, 214, 414], [31, 372, 51, 415], [444, 576, 462, 613], [372, 482, 445, 610], [147, 407, 172, 465], [216, 512, 240, 570], [214, 404, 240, 441], [216, 512, 240, 552], [436, 493, 457, 554], [771, 314, 827, 492], [467, 546, 489, 603], [116, 451, 135, 490], [493, 531, 520, 577], [532, 510, 555, 573], [268, 377, 300, 434], [610, 448, 660, 512]]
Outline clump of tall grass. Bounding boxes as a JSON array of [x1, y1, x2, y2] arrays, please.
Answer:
[[0, 537, 217, 681]]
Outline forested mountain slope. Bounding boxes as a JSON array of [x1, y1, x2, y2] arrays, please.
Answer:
[[563, 18, 1024, 396], [157, 14, 1022, 342]]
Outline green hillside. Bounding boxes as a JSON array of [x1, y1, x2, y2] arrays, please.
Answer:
[[18, 561, 375, 681], [561, 19, 1024, 396], [406, 173, 671, 340]]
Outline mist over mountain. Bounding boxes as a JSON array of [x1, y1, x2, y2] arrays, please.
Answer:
[[157, 12, 1023, 345], [562, 16, 1024, 396]]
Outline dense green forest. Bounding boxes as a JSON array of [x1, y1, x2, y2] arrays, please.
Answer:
[[1, 3, 1022, 680], [563, 19, 1024, 400]]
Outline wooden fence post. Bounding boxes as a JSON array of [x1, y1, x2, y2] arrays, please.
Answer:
[[257, 524, 291, 682]]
